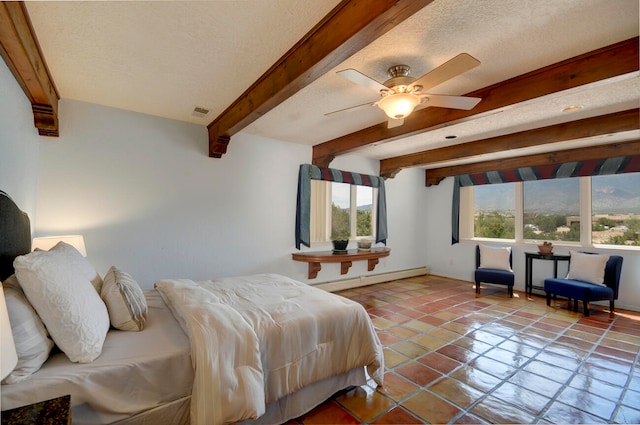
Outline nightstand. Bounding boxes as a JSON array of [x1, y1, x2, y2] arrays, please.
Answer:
[[1, 394, 71, 424]]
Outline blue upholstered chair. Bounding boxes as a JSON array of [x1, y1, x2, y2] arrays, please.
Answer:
[[475, 245, 515, 298], [544, 254, 623, 317]]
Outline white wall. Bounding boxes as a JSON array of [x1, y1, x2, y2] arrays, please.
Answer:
[[425, 177, 640, 310], [4, 67, 635, 309], [0, 58, 41, 219], [33, 99, 428, 288]]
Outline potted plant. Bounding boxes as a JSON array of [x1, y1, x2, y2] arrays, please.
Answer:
[[331, 230, 350, 252]]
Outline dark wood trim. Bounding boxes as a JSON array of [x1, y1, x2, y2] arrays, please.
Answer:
[[208, 0, 434, 157], [313, 37, 640, 167], [424, 140, 640, 186], [0, 1, 59, 136], [380, 109, 640, 178]]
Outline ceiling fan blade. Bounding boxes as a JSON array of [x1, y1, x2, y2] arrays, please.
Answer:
[[387, 118, 404, 128], [420, 94, 481, 110], [337, 68, 388, 93], [324, 101, 375, 116], [412, 53, 480, 92]]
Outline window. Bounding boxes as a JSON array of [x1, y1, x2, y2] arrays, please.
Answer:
[[523, 179, 580, 242], [296, 164, 387, 249], [473, 183, 515, 239], [592, 173, 640, 246], [356, 185, 375, 237], [460, 172, 640, 249], [310, 181, 376, 243], [331, 182, 350, 240]]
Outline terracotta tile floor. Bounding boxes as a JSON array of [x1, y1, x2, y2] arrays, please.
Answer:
[[291, 275, 640, 424]]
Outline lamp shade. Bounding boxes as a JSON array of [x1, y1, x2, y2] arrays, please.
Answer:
[[32, 235, 87, 257], [0, 285, 17, 381], [377, 93, 420, 119]]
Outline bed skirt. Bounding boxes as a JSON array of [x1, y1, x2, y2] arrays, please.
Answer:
[[113, 396, 191, 425], [111, 367, 365, 425], [237, 367, 367, 425]]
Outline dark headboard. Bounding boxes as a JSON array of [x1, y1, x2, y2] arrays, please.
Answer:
[[0, 191, 31, 281]]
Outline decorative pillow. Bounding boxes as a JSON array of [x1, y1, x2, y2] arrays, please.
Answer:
[[1, 275, 54, 384], [14, 242, 110, 363], [566, 251, 610, 285], [101, 266, 148, 331], [479, 244, 512, 272], [42, 241, 104, 293]]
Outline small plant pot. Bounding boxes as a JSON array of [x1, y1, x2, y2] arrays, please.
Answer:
[[357, 240, 372, 251], [332, 239, 349, 253]]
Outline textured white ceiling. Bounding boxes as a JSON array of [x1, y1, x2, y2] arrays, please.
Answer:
[[24, 0, 639, 165], [25, 0, 341, 123], [357, 76, 640, 163]]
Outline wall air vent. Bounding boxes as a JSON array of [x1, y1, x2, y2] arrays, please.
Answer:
[[192, 106, 211, 118]]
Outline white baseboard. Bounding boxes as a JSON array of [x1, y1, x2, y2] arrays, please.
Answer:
[[615, 303, 640, 312], [313, 266, 430, 292], [588, 300, 639, 313]]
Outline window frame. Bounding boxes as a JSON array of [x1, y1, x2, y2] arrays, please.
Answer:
[[311, 180, 377, 244], [295, 164, 387, 250], [460, 175, 640, 251]]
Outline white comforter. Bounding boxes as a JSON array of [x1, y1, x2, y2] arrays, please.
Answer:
[[155, 273, 384, 425]]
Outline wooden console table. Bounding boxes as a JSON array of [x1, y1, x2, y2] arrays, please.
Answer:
[[525, 251, 571, 295], [292, 247, 390, 279]]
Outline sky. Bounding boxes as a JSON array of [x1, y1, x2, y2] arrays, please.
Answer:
[[331, 182, 373, 209]]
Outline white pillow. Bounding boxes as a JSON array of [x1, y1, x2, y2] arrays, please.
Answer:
[[101, 266, 148, 331], [566, 251, 610, 286], [1, 275, 54, 384], [479, 244, 512, 272], [39, 241, 104, 293], [14, 242, 110, 363]]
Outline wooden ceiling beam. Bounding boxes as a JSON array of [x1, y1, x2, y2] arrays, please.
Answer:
[[0, 1, 59, 136], [312, 36, 639, 167], [207, 0, 434, 157], [379, 108, 640, 178], [424, 140, 640, 187]]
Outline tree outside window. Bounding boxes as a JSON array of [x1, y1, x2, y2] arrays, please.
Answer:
[[313, 182, 376, 243]]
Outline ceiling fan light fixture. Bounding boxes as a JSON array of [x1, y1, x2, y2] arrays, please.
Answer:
[[334, 54, 482, 125], [377, 93, 420, 119]]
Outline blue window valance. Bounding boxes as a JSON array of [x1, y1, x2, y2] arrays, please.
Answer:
[[452, 155, 640, 244], [296, 164, 387, 249]]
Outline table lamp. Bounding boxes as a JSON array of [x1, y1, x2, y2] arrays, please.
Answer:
[[32, 235, 87, 257]]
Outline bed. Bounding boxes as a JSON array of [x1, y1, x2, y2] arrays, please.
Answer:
[[0, 190, 384, 425]]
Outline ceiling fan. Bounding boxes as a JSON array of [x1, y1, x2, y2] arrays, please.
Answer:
[[330, 53, 482, 128]]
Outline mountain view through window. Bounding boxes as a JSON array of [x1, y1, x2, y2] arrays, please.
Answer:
[[473, 173, 640, 246]]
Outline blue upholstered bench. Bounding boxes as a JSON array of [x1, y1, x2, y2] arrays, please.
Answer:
[[544, 254, 623, 317]]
